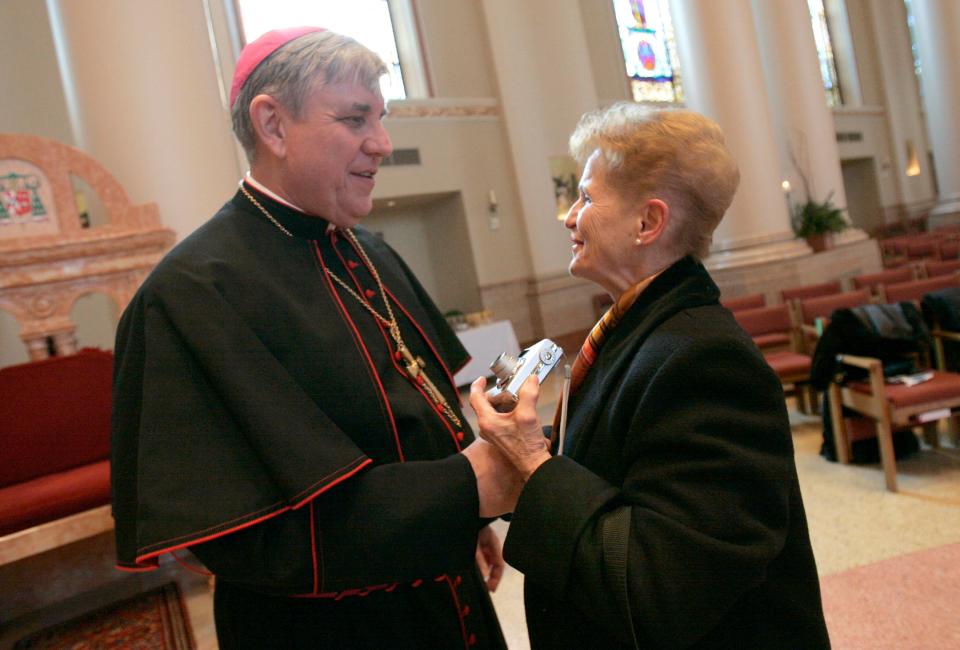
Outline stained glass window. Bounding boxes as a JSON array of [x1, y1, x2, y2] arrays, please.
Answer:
[[235, 0, 407, 100], [806, 0, 842, 106], [903, 0, 923, 85], [612, 0, 683, 104]]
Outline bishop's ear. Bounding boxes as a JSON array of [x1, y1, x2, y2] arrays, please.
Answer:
[[249, 94, 287, 159], [636, 198, 670, 244]]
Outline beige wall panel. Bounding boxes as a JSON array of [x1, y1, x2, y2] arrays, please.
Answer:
[[0, 1, 73, 144], [375, 116, 533, 286], [414, 0, 497, 97]]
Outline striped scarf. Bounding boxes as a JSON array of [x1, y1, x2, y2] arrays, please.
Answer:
[[551, 272, 661, 446]]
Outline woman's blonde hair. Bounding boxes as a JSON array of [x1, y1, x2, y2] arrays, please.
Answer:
[[569, 103, 740, 259]]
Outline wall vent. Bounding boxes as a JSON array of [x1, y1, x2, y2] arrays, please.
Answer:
[[836, 132, 863, 143], [381, 148, 421, 166]]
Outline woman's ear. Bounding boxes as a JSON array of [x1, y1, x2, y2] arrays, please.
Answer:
[[249, 94, 287, 159], [636, 199, 670, 245]]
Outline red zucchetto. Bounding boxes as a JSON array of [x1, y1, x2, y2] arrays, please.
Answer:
[[229, 26, 326, 108]]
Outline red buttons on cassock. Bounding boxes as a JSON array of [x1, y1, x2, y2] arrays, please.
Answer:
[[412, 578, 423, 588], [365, 289, 376, 298], [468, 633, 477, 645], [347, 260, 359, 269], [462, 605, 470, 617], [456, 431, 465, 442], [454, 575, 462, 586]]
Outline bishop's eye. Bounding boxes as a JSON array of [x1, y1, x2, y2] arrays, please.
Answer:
[[341, 115, 366, 128]]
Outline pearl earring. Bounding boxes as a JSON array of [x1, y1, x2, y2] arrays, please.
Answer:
[[635, 237, 643, 245]]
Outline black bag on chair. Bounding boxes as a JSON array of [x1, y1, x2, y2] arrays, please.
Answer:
[[921, 287, 960, 371], [811, 303, 926, 463]]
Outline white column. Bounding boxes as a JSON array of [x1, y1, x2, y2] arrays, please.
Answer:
[[862, 0, 936, 215], [669, 0, 810, 268], [751, 0, 865, 245], [46, 0, 243, 241], [910, 0, 960, 221]]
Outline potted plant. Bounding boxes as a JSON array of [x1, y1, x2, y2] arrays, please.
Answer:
[[790, 192, 847, 252]]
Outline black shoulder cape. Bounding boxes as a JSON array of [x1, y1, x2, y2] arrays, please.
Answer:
[[111, 188, 471, 570]]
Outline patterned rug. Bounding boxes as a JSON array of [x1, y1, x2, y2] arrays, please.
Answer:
[[820, 542, 960, 649], [14, 582, 195, 649]]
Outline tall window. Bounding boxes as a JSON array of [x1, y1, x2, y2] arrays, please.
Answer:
[[903, 0, 923, 85], [235, 0, 408, 100], [612, 0, 683, 104], [806, 0, 842, 106]]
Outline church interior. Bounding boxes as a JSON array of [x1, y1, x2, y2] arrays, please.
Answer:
[[2, 0, 959, 647]]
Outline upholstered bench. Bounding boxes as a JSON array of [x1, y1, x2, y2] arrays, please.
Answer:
[[0, 348, 113, 563]]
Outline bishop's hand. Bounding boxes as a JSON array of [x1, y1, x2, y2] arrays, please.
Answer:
[[462, 438, 523, 517]]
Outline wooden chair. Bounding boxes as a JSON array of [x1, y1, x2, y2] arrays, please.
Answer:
[[881, 275, 960, 304], [721, 292, 765, 312], [734, 304, 815, 412], [733, 304, 795, 352], [828, 356, 960, 492], [793, 289, 873, 353], [923, 259, 960, 278], [852, 267, 915, 299], [905, 237, 938, 261], [780, 280, 843, 305], [938, 240, 960, 261], [819, 301, 960, 492]]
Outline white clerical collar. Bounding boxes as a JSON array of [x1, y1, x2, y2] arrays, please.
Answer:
[[242, 173, 337, 234]]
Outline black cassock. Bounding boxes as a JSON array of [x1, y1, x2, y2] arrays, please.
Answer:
[[111, 185, 506, 648]]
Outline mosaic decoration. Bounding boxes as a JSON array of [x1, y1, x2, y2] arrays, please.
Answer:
[[612, 0, 683, 103], [0, 160, 59, 239], [0, 172, 48, 224]]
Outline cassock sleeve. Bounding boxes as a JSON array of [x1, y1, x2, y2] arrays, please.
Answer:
[[503, 338, 793, 647], [112, 270, 481, 590]]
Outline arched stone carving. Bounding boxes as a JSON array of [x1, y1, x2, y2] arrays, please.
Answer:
[[0, 133, 175, 360]]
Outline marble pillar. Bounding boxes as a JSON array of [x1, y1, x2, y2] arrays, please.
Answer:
[[669, 0, 810, 268], [752, 0, 866, 245], [46, 0, 243, 242], [909, 0, 960, 223]]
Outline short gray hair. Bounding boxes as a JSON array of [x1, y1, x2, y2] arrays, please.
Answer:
[[231, 30, 388, 161], [569, 103, 740, 260]]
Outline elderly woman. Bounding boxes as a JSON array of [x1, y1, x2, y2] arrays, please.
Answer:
[[470, 105, 829, 649]]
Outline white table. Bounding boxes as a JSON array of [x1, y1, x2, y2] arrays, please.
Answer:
[[454, 320, 521, 387]]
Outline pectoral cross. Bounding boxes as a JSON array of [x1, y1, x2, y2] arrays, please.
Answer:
[[395, 342, 461, 428], [397, 343, 425, 378]]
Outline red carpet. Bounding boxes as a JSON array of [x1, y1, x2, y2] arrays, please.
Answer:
[[14, 582, 195, 649], [820, 543, 960, 649]]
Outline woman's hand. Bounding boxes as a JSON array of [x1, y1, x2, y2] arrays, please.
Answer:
[[469, 375, 552, 481]]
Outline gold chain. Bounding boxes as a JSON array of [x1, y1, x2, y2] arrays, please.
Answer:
[[240, 184, 294, 237], [239, 184, 462, 428]]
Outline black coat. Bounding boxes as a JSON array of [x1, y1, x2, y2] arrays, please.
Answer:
[[504, 257, 830, 649], [111, 186, 505, 648]]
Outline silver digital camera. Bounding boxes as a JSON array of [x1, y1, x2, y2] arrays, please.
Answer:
[[487, 338, 564, 403]]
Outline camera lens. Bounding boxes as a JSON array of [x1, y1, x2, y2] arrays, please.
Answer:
[[490, 353, 518, 382]]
